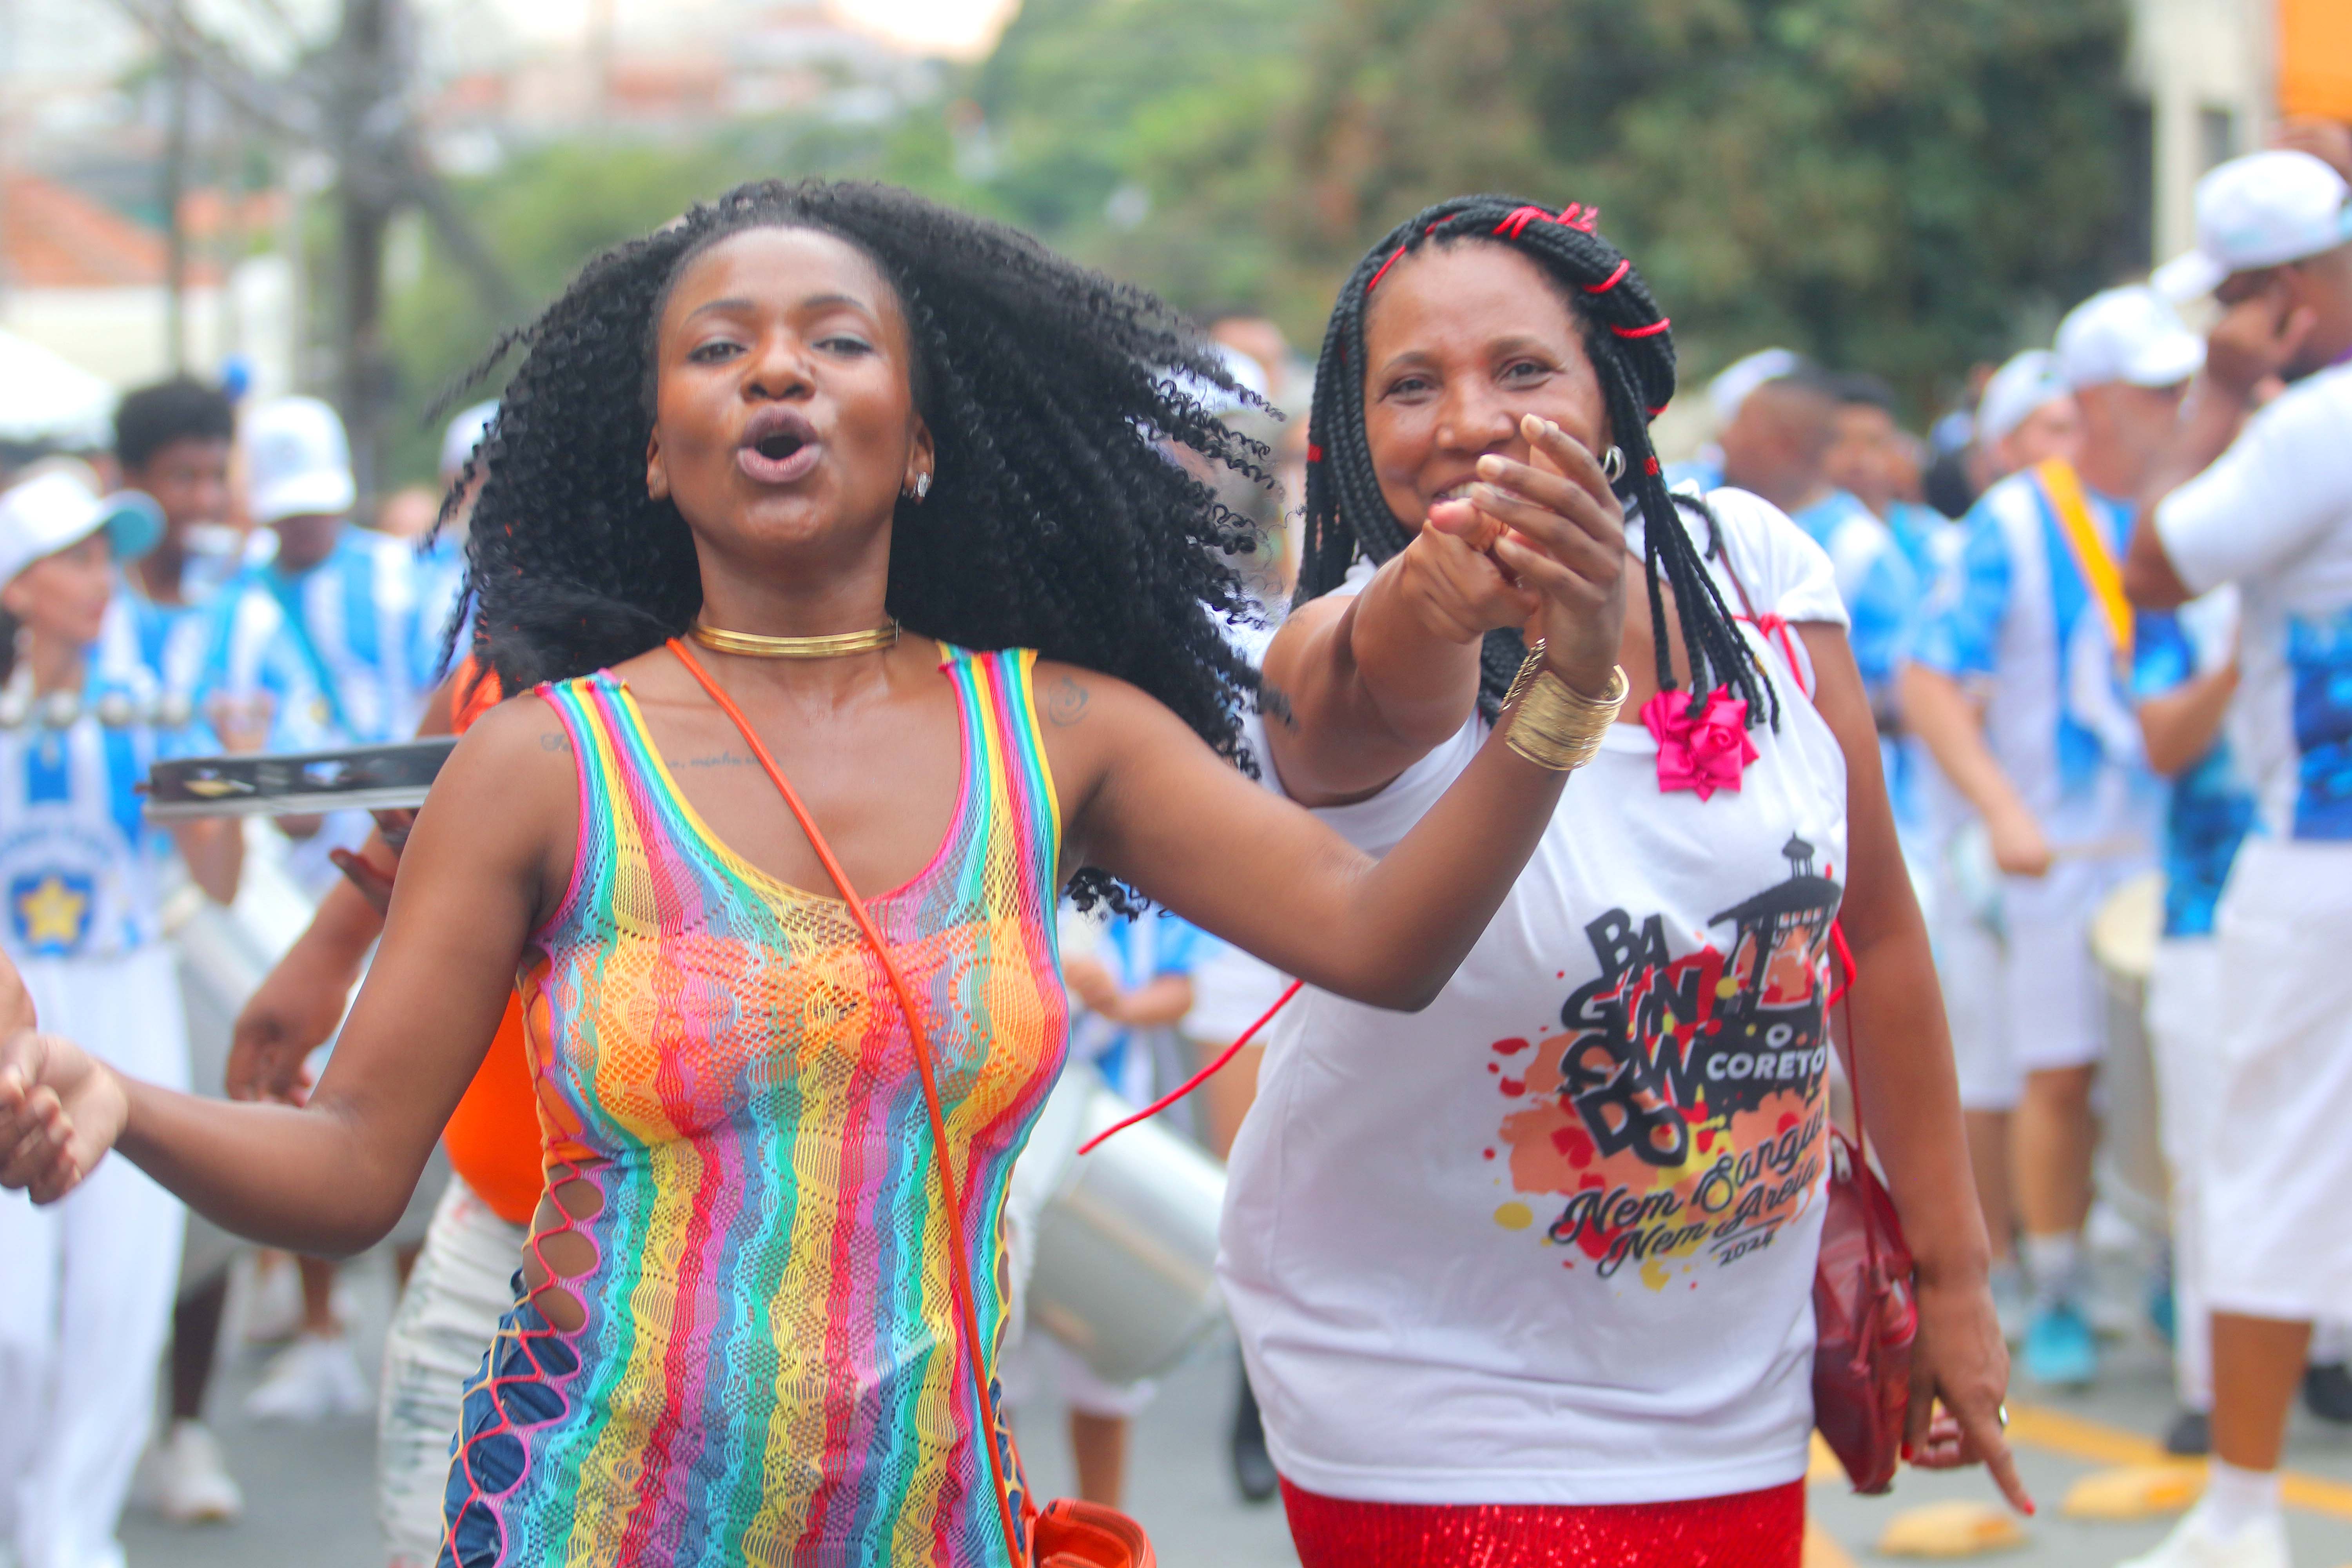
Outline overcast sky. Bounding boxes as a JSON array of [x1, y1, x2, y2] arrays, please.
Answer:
[[0, 0, 1020, 83]]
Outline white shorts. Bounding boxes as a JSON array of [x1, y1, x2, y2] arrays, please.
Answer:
[[2003, 857, 2136, 1075], [1934, 896, 2018, 1112], [2203, 838, 2352, 1321], [376, 1176, 527, 1568]]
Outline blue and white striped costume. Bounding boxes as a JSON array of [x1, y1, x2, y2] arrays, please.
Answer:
[[197, 526, 432, 755], [0, 592, 205, 1568]]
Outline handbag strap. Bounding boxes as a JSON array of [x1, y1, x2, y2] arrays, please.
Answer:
[[667, 639, 1025, 1568]]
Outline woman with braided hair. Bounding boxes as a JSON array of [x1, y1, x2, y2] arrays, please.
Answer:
[[1219, 195, 2024, 1564], [0, 180, 1633, 1567]]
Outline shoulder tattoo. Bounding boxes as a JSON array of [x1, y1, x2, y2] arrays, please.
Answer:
[[1045, 675, 1090, 728]]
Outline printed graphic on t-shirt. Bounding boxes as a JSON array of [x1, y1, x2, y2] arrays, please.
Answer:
[[1490, 837, 1838, 1288], [2290, 607, 2352, 840]]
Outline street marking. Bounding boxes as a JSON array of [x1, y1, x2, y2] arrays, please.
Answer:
[[2006, 1403, 2352, 1523]]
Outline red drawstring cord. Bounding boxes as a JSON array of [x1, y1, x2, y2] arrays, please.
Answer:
[[1828, 917, 1856, 1010], [668, 639, 1025, 1568], [1077, 978, 1303, 1156]]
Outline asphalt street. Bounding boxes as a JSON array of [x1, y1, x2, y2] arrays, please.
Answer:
[[124, 1249, 2352, 1567]]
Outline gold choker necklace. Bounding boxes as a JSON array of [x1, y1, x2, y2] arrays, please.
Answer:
[[688, 619, 900, 659]]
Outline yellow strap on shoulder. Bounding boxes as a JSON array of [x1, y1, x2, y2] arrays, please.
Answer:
[[2033, 458, 2133, 661]]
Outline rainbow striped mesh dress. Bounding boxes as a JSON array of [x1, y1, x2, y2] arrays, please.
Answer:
[[439, 645, 1067, 1568]]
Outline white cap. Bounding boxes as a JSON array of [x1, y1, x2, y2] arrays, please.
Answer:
[[2154, 149, 2352, 302], [1169, 344, 1271, 419], [1707, 347, 1799, 425], [1976, 349, 2069, 444], [2055, 286, 2204, 391], [0, 466, 162, 586], [439, 400, 499, 480], [243, 396, 355, 525]]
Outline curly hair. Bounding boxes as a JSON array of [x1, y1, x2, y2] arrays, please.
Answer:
[[443, 179, 1270, 908], [1298, 195, 1775, 730]]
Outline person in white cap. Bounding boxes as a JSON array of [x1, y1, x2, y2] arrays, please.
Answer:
[[1974, 348, 2083, 483], [1902, 284, 2200, 1390], [1665, 345, 1798, 490], [2116, 145, 2352, 1568], [0, 464, 249, 1568], [194, 394, 432, 1424], [199, 396, 432, 835]]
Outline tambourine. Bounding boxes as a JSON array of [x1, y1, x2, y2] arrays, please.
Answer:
[[142, 739, 460, 820]]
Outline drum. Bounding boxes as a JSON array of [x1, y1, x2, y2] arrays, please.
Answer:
[[1019, 1070, 1229, 1387], [2089, 871, 2168, 1236], [162, 821, 324, 1285]]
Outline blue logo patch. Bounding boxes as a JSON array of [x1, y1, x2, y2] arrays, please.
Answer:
[[10, 870, 95, 956]]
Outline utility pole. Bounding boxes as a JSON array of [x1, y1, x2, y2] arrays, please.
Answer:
[[327, 0, 398, 506], [163, 13, 191, 372], [116, 0, 520, 497]]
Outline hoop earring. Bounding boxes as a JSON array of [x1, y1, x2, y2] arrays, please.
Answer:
[[1601, 445, 1626, 483], [903, 472, 932, 502]]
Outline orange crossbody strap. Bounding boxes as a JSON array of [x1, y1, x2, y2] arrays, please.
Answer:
[[668, 639, 1025, 1568], [2033, 458, 2134, 662]]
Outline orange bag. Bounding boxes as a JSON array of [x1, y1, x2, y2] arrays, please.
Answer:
[[673, 641, 1153, 1568]]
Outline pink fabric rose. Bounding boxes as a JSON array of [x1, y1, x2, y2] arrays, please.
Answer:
[[1641, 686, 1758, 800]]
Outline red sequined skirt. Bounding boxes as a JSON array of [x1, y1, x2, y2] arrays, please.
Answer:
[[1279, 1477, 1806, 1568]]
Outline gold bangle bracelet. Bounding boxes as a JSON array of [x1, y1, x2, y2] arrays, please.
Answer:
[[1503, 640, 1627, 771]]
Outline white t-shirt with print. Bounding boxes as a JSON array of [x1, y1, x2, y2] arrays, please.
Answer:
[[1220, 487, 1853, 1506], [2156, 361, 2352, 842]]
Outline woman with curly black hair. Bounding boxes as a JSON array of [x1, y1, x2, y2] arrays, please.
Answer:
[[1218, 196, 2025, 1565], [0, 180, 1632, 1568]]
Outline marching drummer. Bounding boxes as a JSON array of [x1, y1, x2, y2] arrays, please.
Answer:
[[0, 465, 251, 1568], [1018, 902, 1218, 1511], [192, 395, 435, 1425]]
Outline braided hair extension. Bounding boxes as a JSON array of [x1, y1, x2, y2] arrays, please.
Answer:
[[1297, 195, 1776, 730], [444, 179, 1270, 910]]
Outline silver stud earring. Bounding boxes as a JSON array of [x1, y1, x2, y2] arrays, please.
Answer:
[[1601, 445, 1626, 483], [905, 472, 932, 502]]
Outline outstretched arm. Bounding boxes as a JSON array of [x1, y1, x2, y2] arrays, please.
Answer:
[[1055, 417, 1627, 1010], [0, 700, 569, 1250], [1262, 424, 1586, 806]]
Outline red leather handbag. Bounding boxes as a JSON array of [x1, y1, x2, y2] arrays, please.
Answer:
[[674, 641, 1154, 1568], [1812, 929, 1918, 1494]]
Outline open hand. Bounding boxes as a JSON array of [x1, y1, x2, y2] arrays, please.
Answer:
[[1429, 414, 1628, 698], [1906, 1273, 2035, 1515], [227, 949, 353, 1105], [0, 1029, 127, 1205]]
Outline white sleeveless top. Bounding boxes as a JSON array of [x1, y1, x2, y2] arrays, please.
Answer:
[[1221, 487, 1852, 1506]]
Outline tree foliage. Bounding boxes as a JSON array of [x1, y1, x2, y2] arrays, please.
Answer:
[[1278, 0, 2137, 403], [379, 0, 2138, 477]]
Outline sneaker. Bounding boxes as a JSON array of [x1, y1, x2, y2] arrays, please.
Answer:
[[2162, 1408, 2212, 1457], [2302, 1360, 2352, 1425], [140, 1420, 244, 1524], [2114, 1499, 2289, 1568], [243, 1332, 372, 1423], [2022, 1301, 2098, 1387], [1989, 1262, 2028, 1345]]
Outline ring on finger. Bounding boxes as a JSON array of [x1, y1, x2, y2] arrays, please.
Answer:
[[1998, 1403, 2009, 1429]]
